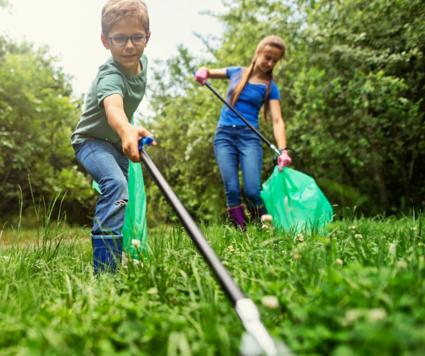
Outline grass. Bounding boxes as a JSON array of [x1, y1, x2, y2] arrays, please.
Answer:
[[0, 226, 91, 246], [0, 205, 424, 355]]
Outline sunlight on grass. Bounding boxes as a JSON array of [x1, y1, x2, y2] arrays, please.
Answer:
[[0, 204, 424, 355]]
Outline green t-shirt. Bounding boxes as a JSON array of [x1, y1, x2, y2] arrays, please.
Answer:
[[71, 55, 148, 145]]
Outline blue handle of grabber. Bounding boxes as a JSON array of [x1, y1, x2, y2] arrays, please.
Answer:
[[138, 137, 154, 150]]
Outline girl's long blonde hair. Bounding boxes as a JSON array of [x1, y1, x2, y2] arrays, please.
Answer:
[[229, 35, 286, 124]]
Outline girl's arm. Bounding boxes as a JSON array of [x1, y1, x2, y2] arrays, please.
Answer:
[[270, 100, 291, 171], [205, 68, 228, 80], [195, 67, 227, 84], [270, 100, 287, 150]]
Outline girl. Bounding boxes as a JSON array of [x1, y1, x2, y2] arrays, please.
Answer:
[[194, 35, 291, 231]]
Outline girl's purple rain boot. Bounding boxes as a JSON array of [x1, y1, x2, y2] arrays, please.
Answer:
[[227, 205, 247, 232], [248, 205, 268, 224]]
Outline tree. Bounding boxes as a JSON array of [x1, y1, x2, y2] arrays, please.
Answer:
[[291, 0, 425, 209], [0, 0, 10, 9], [0, 39, 95, 225], [143, 0, 425, 223]]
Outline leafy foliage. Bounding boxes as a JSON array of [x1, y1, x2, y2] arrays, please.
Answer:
[[0, 0, 10, 9], [292, 0, 425, 209], [1, 0, 424, 225], [144, 0, 425, 224], [0, 38, 95, 224]]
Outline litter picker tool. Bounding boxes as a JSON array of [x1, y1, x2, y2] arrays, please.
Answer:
[[192, 72, 298, 158], [138, 137, 293, 356]]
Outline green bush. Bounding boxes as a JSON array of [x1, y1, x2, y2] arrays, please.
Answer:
[[0, 37, 95, 225], [144, 0, 425, 223]]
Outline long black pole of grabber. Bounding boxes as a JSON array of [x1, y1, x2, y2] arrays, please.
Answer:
[[139, 149, 245, 304], [193, 71, 282, 157], [140, 147, 290, 356], [204, 82, 282, 156]]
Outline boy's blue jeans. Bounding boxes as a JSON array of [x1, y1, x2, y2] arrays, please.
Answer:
[[213, 125, 264, 208], [72, 139, 129, 240]]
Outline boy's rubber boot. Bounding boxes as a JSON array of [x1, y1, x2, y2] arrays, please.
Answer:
[[248, 205, 268, 224], [227, 205, 247, 232], [92, 238, 123, 275]]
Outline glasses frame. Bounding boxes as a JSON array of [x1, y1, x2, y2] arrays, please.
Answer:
[[104, 34, 149, 47]]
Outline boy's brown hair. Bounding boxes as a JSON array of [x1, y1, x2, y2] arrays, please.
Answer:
[[101, 0, 149, 35]]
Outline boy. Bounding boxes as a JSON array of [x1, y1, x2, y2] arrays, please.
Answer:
[[71, 0, 155, 274]]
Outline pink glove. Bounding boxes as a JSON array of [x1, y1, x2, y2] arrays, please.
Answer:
[[195, 67, 208, 85], [278, 150, 291, 172]]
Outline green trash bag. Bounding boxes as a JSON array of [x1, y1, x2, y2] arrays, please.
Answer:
[[92, 160, 148, 260], [261, 166, 333, 232]]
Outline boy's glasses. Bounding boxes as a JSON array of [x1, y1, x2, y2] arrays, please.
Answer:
[[104, 34, 148, 47]]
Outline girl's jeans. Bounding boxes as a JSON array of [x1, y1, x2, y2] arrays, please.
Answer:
[[214, 125, 264, 208], [72, 139, 129, 240]]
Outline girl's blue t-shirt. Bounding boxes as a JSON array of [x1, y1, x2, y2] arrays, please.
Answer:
[[218, 67, 280, 126]]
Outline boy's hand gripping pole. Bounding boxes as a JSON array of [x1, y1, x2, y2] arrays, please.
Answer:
[[192, 72, 298, 158], [138, 139, 293, 356]]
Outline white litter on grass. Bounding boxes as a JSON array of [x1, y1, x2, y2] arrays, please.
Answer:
[[261, 296, 279, 309], [368, 308, 387, 322], [131, 239, 141, 248], [396, 260, 408, 269], [260, 214, 273, 229], [261, 214, 273, 222], [122, 253, 143, 268], [294, 234, 304, 242], [147, 287, 158, 295]]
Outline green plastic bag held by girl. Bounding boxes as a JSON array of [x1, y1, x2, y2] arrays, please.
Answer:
[[261, 166, 333, 232], [92, 160, 148, 260]]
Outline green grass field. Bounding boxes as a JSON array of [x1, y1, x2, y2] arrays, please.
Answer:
[[0, 210, 424, 356]]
